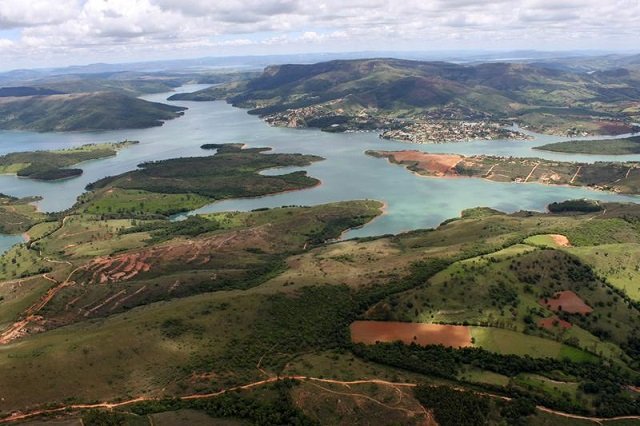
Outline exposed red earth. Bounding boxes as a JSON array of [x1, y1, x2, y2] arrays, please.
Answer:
[[350, 320, 473, 348], [540, 290, 593, 315]]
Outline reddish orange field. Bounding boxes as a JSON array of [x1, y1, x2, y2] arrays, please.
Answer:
[[540, 290, 593, 314], [379, 150, 463, 176], [538, 316, 572, 330], [350, 321, 472, 348]]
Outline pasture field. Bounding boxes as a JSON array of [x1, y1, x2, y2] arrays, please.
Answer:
[[470, 327, 595, 361], [568, 243, 640, 301]]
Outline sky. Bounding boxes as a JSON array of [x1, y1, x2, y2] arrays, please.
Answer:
[[0, 0, 639, 70]]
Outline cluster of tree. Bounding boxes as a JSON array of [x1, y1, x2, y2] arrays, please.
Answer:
[[353, 341, 640, 416], [548, 199, 603, 213], [414, 385, 491, 426]]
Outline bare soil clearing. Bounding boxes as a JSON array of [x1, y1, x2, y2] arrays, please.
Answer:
[[540, 290, 593, 314], [550, 234, 571, 247], [350, 321, 472, 348], [376, 150, 463, 176], [538, 316, 572, 330]]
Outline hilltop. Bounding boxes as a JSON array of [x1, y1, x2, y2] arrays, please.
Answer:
[[172, 58, 640, 140], [0, 91, 186, 132]]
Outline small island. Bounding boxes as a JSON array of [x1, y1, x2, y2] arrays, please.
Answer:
[[0, 140, 138, 181], [536, 135, 640, 155], [367, 149, 640, 194], [82, 144, 323, 218]]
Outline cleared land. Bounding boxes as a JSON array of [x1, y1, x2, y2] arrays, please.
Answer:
[[540, 290, 593, 315], [368, 150, 640, 194], [350, 321, 472, 348]]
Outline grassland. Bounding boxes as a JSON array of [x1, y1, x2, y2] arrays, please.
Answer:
[[368, 149, 640, 195], [0, 141, 137, 181], [537, 136, 640, 155]]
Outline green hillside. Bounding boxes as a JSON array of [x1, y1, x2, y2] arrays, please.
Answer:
[[0, 92, 186, 131], [174, 59, 640, 138]]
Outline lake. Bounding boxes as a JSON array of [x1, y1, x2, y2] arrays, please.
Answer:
[[1, 84, 639, 251]]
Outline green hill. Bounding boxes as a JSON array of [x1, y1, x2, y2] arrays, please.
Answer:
[[174, 59, 640, 138], [0, 91, 186, 131]]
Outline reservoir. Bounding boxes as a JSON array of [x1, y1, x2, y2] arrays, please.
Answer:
[[1, 85, 639, 251]]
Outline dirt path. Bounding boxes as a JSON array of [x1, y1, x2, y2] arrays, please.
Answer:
[[0, 263, 85, 345], [2, 375, 639, 424], [524, 162, 540, 183], [484, 163, 497, 177], [570, 166, 582, 184]]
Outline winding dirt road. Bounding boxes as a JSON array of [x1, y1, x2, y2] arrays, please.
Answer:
[[2, 376, 640, 424]]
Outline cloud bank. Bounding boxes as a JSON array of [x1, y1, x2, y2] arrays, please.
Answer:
[[0, 0, 638, 68]]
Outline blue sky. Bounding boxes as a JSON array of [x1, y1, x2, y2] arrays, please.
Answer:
[[0, 0, 638, 69]]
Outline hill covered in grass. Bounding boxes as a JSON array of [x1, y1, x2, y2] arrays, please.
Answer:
[[174, 58, 640, 139], [0, 92, 186, 131]]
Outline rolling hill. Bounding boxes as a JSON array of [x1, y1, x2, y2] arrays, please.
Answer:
[[0, 91, 186, 131], [172, 58, 640, 139]]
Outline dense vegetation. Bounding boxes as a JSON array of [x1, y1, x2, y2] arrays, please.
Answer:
[[548, 199, 603, 213], [537, 136, 640, 155], [86, 144, 322, 200]]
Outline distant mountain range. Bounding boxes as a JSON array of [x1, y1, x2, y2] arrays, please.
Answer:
[[171, 58, 640, 137]]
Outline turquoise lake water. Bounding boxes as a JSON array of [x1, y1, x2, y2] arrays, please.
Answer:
[[1, 84, 639, 251]]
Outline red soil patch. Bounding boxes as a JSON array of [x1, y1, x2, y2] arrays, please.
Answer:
[[383, 151, 463, 176], [79, 227, 272, 285], [540, 290, 592, 315], [550, 234, 571, 247], [350, 321, 472, 348], [538, 316, 572, 330]]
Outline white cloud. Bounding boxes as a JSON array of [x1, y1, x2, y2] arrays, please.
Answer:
[[0, 0, 638, 69]]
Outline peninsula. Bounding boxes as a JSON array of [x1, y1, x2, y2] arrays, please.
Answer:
[[367, 149, 640, 194]]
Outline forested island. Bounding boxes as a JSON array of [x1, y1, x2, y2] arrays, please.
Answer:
[[0, 141, 138, 181]]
